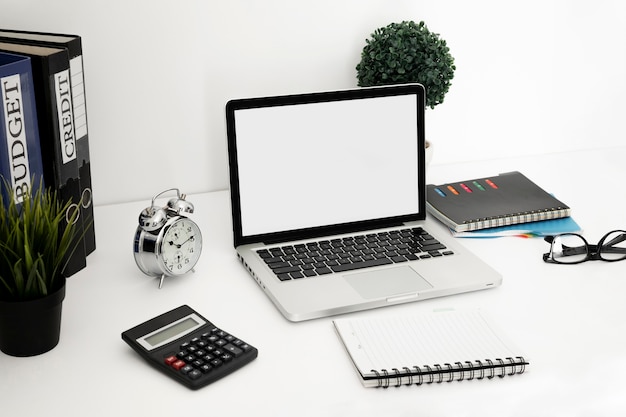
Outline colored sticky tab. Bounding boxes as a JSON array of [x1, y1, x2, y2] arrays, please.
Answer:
[[472, 181, 485, 191], [460, 183, 472, 193], [485, 179, 498, 189], [434, 187, 446, 197], [446, 185, 460, 195]]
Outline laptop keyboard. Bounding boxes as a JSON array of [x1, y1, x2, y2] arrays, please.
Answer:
[[257, 227, 454, 281]]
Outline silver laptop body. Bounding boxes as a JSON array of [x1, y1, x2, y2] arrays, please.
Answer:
[[226, 84, 502, 321]]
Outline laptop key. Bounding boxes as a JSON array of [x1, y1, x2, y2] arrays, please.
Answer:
[[273, 266, 302, 274], [391, 256, 408, 263], [330, 258, 393, 272], [420, 243, 446, 252]]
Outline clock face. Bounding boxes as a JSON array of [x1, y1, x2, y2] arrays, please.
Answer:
[[159, 217, 203, 275]]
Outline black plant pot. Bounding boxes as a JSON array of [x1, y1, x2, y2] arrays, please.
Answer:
[[0, 280, 66, 357]]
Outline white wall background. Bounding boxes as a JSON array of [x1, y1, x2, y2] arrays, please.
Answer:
[[3, 0, 626, 205]]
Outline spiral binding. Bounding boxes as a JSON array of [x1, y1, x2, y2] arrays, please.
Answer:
[[464, 207, 569, 231], [370, 356, 528, 388]]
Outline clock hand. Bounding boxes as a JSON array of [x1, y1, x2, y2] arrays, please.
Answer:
[[178, 236, 195, 247], [167, 235, 194, 249]]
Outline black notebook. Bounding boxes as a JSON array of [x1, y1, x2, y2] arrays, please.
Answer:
[[426, 171, 570, 232], [333, 309, 529, 388]]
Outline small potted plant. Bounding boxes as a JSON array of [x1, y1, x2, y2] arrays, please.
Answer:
[[356, 20, 456, 164], [0, 179, 78, 356]]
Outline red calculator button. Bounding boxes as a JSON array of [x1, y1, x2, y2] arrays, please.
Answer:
[[164, 356, 178, 366], [171, 360, 186, 370]]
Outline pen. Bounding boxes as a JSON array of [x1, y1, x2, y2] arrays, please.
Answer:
[[472, 181, 485, 191], [485, 179, 498, 189], [446, 185, 460, 195]]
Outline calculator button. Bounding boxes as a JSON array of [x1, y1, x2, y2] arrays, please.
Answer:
[[180, 365, 194, 374], [210, 358, 223, 367], [187, 369, 202, 380], [220, 353, 234, 362], [223, 344, 244, 357], [199, 364, 212, 373], [164, 355, 178, 365], [172, 360, 186, 370]]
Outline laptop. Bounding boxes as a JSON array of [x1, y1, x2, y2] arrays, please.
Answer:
[[225, 84, 502, 321]]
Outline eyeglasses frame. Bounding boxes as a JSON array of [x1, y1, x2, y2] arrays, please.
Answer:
[[542, 229, 626, 264]]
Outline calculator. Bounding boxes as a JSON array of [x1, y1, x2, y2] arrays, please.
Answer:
[[121, 305, 258, 390]]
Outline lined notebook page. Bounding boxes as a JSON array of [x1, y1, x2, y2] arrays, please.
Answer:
[[333, 309, 527, 386]]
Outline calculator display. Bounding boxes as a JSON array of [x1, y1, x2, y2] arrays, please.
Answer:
[[137, 313, 205, 350], [145, 317, 199, 347]]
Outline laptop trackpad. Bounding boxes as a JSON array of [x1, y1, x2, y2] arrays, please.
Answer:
[[344, 266, 433, 300]]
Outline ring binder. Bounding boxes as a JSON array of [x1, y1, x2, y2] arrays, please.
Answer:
[[333, 310, 530, 388]]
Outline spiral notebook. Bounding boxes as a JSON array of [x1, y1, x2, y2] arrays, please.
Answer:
[[426, 171, 570, 232], [333, 309, 529, 388]]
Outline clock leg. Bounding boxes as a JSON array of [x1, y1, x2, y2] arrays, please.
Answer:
[[158, 274, 166, 289]]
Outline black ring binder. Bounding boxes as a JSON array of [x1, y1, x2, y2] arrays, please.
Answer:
[[423, 365, 434, 384], [485, 359, 493, 379], [445, 363, 454, 383], [402, 367, 413, 386], [476, 360, 485, 380], [434, 364, 444, 383], [455, 362, 464, 381], [465, 361, 475, 380], [413, 366, 423, 386], [496, 358, 506, 378]]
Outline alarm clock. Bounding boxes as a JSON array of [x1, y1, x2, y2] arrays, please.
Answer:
[[133, 188, 203, 288]]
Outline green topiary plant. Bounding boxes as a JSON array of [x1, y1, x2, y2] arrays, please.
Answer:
[[356, 21, 456, 109], [0, 179, 78, 301]]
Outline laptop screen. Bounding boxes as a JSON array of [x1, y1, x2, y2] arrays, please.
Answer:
[[226, 84, 426, 246]]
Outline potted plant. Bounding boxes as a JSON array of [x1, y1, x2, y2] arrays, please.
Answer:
[[0, 180, 78, 356], [356, 20, 456, 164]]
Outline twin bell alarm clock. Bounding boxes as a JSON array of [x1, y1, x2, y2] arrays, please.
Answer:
[[133, 188, 203, 288]]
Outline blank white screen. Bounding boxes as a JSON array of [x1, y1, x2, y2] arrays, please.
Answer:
[[234, 94, 420, 237]]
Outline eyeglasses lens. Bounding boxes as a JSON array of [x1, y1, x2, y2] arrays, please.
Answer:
[[599, 231, 626, 261], [551, 234, 588, 263]]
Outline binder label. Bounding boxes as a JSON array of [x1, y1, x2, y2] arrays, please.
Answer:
[[69, 56, 88, 141], [54, 69, 76, 164], [1, 73, 32, 203]]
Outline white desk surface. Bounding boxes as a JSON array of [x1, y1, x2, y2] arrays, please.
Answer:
[[3, 147, 626, 416]]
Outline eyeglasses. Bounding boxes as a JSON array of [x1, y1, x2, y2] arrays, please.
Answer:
[[543, 230, 626, 264]]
